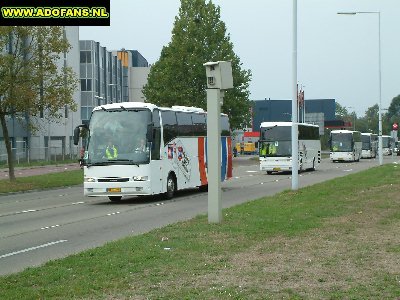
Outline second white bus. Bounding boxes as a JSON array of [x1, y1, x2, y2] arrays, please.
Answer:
[[330, 130, 362, 162], [259, 122, 321, 174]]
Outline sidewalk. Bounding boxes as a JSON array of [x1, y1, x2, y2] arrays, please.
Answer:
[[0, 163, 81, 179]]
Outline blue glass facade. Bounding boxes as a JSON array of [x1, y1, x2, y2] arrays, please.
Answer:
[[252, 99, 336, 130]]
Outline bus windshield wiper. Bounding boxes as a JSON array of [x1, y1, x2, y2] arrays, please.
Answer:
[[86, 161, 109, 167], [107, 159, 140, 166]]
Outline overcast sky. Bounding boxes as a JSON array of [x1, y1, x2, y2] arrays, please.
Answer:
[[79, 0, 400, 117]]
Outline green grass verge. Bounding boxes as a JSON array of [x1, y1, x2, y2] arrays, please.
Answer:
[[0, 170, 83, 194], [1, 164, 400, 299], [0, 159, 79, 169]]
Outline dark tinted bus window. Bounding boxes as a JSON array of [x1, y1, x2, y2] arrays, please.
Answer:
[[221, 115, 230, 136], [192, 113, 206, 136], [151, 109, 161, 160], [299, 125, 319, 140], [161, 110, 177, 145], [176, 112, 193, 136], [152, 109, 160, 128]]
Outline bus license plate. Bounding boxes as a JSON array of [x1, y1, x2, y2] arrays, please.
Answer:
[[107, 188, 121, 193], [273, 167, 281, 171]]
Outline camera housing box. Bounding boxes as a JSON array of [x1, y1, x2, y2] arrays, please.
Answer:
[[204, 61, 233, 90]]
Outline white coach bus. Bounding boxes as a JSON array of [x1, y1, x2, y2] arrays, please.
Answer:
[[259, 122, 321, 174], [74, 102, 232, 202], [381, 135, 393, 156], [361, 133, 378, 158], [329, 130, 362, 162]]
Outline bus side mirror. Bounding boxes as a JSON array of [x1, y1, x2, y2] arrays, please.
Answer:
[[73, 126, 80, 145]]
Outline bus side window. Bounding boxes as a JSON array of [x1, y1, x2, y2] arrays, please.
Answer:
[[152, 109, 161, 160], [192, 113, 206, 136], [221, 115, 230, 136], [161, 110, 178, 145], [176, 112, 194, 136]]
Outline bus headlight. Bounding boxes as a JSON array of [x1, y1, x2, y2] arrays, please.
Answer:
[[84, 177, 96, 182], [133, 176, 148, 181]]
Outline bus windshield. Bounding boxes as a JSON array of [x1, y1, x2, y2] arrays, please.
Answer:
[[382, 137, 391, 148], [260, 126, 291, 157], [361, 135, 371, 150], [331, 133, 353, 152], [85, 109, 152, 166]]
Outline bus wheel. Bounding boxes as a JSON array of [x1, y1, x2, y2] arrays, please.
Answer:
[[166, 174, 176, 199], [266, 171, 273, 175], [109, 196, 122, 202]]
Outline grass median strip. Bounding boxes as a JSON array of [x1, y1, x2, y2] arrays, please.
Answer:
[[0, 169, 83, 194], [1, 164, 400, 299]]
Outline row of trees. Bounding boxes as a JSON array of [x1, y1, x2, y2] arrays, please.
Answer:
[[335, 94, 400, 135]]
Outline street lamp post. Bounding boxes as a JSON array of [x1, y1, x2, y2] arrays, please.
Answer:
[[291, 0, 299, 190], [337, 11, 382, 165]]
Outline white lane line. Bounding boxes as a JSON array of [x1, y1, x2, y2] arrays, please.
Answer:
[[0, 240, 68, 259], [72, 202, 85, 205], [20, 209, 37, 214], [41, 224, 60, 230], [106, 212, 121, 216]]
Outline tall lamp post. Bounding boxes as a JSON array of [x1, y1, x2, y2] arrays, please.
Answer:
[[291, 0, 299, 190], [337, 11, 382, 165]]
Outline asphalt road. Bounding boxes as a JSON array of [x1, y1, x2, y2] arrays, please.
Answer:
[[0, 155, 398, 276]]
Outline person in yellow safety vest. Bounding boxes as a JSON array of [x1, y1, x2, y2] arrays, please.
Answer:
[[260, 143, 267, 156], [268, 143, 277, 155], [105, 139, 118, 159]]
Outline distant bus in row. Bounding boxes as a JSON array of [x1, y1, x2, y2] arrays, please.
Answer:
[[259, 122, 321, 174], [381, 135, 393, 156], [361, 133, 378, 159], [329, 130, 362, 162]]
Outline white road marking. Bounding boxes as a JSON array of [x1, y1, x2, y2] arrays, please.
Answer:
[[72, 202, 85, 205], [0, 240, 68, 259], [41, 224, 60, 230], [21, 209, 37, 213], [107, 212, 121, 216]]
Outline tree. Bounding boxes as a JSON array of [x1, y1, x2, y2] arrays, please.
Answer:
[[387, 95, 400, 120], [364, 104, 379, 133], [143, 0, 252, 129], [387, 95, 400, 133], [0, 27, 78, 181], [335, 102, 349, 120]]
